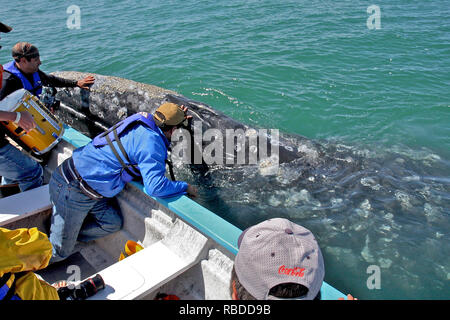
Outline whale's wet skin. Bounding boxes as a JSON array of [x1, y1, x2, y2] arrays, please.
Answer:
[[52, 72, 449, 299]]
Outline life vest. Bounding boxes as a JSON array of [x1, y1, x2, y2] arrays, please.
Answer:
[[3, 61, 42, 97], [92, 113, 170, 183]]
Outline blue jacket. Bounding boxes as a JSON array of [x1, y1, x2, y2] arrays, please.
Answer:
[[3, 61, 42, 97], [72, 120, 188, 198]]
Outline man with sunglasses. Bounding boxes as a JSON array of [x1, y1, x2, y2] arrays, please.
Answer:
[[48, 102, 198, 262], [0, 26, 45, 194], [0, 41, 94, 100], [0, 40, 95, 194]]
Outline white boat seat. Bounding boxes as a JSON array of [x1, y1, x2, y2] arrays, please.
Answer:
[[88, 219, 209, 300], [0, 184, 52, 231], [87, 241, 194, 300]]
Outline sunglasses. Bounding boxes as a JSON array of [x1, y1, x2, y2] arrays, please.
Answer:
[[14, 43, 40, 60]]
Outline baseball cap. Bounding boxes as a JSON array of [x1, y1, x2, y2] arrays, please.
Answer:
[[234, 218, 325, 300], [153, 102, 187, 127], [0, 22, 12, 33]]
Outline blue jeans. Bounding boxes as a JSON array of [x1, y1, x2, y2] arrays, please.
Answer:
[[49, 164, 123, 262], [0, 143, 43, 192]]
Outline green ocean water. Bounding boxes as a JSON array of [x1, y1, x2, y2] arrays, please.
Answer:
[[1, 1, 449, 299]]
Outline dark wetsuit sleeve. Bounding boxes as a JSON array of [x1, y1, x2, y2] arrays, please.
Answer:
[[38, 70, 78, 88], [0, 69, 78, 101]]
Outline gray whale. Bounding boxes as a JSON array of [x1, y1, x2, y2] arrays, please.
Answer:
[[51, 71, 449, 299], [52, 71, 308, 166]]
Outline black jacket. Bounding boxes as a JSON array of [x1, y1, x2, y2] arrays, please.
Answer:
[[0, 68, 77, 100]]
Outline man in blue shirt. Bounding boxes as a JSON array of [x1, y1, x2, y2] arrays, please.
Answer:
[[49, 102, 198, 262]]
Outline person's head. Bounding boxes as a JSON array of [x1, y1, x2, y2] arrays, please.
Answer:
[[0, 21, 12, 50], [12, 42, 41, 74], [231, 218, 325, 300], [153, 102, 188, 140]]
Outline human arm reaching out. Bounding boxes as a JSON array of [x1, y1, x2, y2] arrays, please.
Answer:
[[39, 71, 95, 90]]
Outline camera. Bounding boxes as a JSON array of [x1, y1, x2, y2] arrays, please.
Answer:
[[57, 274, 105, 300], [40, 86, 60, 112]]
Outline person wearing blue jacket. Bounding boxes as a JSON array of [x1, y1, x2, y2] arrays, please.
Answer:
[[48, 102, 198, 262]]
